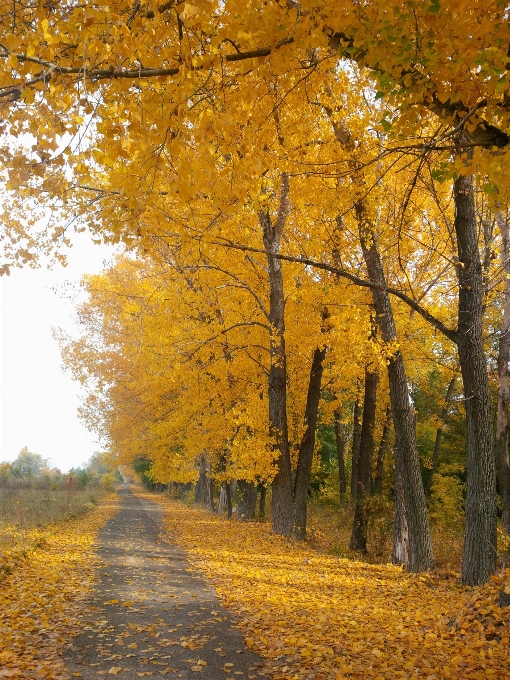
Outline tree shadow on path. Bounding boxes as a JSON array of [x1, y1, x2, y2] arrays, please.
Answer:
[[64, 485, 267, 680]]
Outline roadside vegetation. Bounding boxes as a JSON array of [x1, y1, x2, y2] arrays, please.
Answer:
[[0, 448, 119, 576]]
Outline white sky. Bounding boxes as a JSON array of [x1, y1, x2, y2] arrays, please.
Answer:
[[0, 233, 119, 472]]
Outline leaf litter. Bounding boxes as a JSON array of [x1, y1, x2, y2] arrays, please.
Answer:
[[0, 496, 120, 679], [150, 494, 510, 680]]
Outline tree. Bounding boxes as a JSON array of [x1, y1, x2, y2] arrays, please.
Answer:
[[10, 447, 48, 478]]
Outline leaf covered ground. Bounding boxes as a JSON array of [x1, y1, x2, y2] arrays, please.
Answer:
[[0, 496, 119, 679], [151, 495, 510, 680]]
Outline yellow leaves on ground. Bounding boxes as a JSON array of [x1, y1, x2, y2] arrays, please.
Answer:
[[153, 496, 510, 680], [0, 497, 119, 679], [0, 526, 49, 575]]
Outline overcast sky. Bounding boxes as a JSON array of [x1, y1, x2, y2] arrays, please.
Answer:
[[0, 233, 119, 472]]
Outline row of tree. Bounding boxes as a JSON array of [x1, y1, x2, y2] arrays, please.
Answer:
[[2, 1, 510, 586], [0, 448, 113, 490]]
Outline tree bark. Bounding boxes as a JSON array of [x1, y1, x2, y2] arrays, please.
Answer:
[[246, 482, 257, 519], [495, 213, 510, 534], [194, 455, 208, 504], [258, 484, 266, 519], [373, 406, 391, 495], [205, 476, 215, 511], [350, 398, 363, 500], [425, 376, 456, 497], [218, 484, 226, 514], [358, 217, 434, 572], [350, 367, 379, 551], [334, 410, 347, 501], [225, 480, 233, 519], [237, 480, 247, 518], [260, 173, 294, 537], [293, 343, 327, 540], [454, 173, 497, 585], [392, 462, 409, 566]]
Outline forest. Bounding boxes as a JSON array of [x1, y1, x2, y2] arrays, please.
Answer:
[[1, 2, 510, 677]]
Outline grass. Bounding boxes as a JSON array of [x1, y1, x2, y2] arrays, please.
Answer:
[[0, 482, 109, 576]]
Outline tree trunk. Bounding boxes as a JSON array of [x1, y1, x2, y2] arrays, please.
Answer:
[[350, 367, 379, 551], [195, 455, 208, 504], [425, 376, 456, 497], [237, 479, 247, 518], [293, 343, 327, 540], [260, 173, 294, 537], [373, 406, 391, 495], [495, 212, 510, 534], [334, 410, 347, 500], [358, 215, 434, 572], [258, 484, 266, 519], [245, 482, 258, 520], [225, 480, 233, 519], [350, 398, 363, 500], [218, 485, 226, 514], [205, 476, 215, 511], [454, 173, 497, 585], [392, 462, 409, 566]]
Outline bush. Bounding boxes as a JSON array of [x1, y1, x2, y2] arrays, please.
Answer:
[[101, 472, 116, 491], [429, 464, 465, 535]]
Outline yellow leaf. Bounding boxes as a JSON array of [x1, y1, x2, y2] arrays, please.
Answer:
[[180, 3, 199, 19], [108, 668, 122, 675]]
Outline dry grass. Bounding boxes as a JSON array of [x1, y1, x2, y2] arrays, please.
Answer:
[[0, 484, 104, 530], [0, 483, 108, 576]]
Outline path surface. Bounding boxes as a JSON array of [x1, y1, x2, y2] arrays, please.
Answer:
[[64, 487, 266, 679]]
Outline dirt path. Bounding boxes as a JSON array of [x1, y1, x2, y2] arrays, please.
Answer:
[[64, 486, 266, 680]]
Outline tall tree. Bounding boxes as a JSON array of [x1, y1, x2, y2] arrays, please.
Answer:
[[495, 212, 510, 534], [453, 169, 496, 585], [350, 366, 379, 552]]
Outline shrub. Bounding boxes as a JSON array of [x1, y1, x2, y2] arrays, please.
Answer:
[[429, 464, 465, 535]]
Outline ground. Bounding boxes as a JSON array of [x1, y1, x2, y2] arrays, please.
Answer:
[[64, 487, 266, 679], [1, 485, 510, 680]]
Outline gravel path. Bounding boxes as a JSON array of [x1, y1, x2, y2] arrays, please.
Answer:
[[64, 486, 266, 680]]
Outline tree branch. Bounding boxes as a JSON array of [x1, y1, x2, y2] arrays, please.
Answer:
[[211, 240, 458, 343]]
